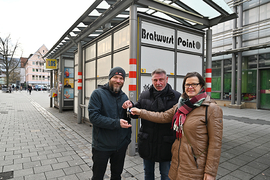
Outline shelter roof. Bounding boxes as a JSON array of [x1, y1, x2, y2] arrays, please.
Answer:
[[44, 0, 237, 59]]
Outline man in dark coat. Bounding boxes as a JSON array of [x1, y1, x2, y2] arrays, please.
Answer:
[[88, 67, 132, 180], [122, 69, 181, 180]]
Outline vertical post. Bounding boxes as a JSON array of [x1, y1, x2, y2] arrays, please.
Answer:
[[206, 28, 212, 97], [59, 55, 63, 113], [128, 4, 137, 156], [50, 70, 53, 107], [231, 3, 237, 105], [78, 41, 83, 124], [237, 3, 243, 105]]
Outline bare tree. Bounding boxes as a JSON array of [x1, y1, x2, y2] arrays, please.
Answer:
[[0, 34, 22, 86]]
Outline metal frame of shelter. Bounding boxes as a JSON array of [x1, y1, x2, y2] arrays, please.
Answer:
[[44, 0, 237, 155]]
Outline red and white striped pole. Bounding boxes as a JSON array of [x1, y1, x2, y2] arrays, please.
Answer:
[[205, 68, 212, 93], [78, 72, 82, 90], [129, 58, 137, 91]]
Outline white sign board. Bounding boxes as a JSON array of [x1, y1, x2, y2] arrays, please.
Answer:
[[141, 21, 175, 49]]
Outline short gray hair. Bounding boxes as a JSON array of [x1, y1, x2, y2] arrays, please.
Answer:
[[151, 68, 166, 76]]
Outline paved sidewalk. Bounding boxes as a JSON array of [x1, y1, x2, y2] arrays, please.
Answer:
[[0, 91, 270, 180]]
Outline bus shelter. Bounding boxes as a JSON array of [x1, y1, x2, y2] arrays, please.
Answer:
[[44, 0, 236, 155]]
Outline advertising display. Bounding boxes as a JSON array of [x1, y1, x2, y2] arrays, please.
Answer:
[[46, 59, 57, 69], [64, 88, 74, 99], [64, 67, 74, 78], [140, 20, 204, 93]]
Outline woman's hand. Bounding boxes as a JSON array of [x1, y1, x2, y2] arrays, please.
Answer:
[[130, 107, 141, 115], [203, 173, 215, 180]]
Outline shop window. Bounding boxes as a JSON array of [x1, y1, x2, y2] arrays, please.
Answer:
[[242, 55, 257, 102], [223, 59, 233, 100], [259, 53, 270, 67], [211, 61, 221, 99]]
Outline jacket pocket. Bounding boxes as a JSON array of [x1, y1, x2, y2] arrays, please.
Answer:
[[138, 131, 150, 158], [160, 136, 175, 161]]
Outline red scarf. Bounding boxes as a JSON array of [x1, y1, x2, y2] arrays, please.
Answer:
[[172, 91, 207, 138]]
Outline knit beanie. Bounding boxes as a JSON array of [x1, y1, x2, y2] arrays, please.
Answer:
[[109, 67, 126, 81]]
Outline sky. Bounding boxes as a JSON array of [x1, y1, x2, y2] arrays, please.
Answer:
[[0, 0, 95, 58]]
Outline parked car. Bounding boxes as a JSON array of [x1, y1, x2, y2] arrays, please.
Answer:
[[35, 85, 47, 91], [1, 85, 9, 93]]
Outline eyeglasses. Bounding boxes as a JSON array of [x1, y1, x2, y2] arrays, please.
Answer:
[[185, 83, 200, 88]]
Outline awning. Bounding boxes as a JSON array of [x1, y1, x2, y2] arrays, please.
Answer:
[[44, 0, 237, 59]]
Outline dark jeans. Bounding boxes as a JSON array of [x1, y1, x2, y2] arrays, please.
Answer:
[[143, 159, 171, 180], [91, 144, 128, 180]]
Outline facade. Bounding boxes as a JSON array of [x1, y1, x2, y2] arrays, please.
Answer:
[[25, 45, 50, 87], [20, 57, 27, 87], [209, 0, 270, 110]]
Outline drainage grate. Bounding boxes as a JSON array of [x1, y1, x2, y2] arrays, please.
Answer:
[[0, 171, 14, 180]]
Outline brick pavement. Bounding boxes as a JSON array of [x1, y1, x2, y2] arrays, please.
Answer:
[[0, 90, 270, 180]]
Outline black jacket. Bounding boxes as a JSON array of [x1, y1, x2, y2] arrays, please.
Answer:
[[135, 84, 181, 162], [88, 83, 131, 151]]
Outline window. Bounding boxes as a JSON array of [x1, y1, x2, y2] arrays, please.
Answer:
[[32, 68, 35, 72], [43, 76, 45, 80], [223, 59, 232, 100], [32, 75, 35, 80], [36, 62, 38, 65], [48, 76, 50, 80], [211, 61, 221, 99], [259, 53, 270, 68], [36, 75, 38, 80], [242, 55, 257, 102], [36, 69, 38, 72], [32, 62, 35, 65], [39, 76, 41, 80]]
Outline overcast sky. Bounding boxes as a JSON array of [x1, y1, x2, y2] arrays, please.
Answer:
[[0, 0, 95, 57]]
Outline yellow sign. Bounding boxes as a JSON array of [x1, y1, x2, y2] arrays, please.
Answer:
[[141, 69, 146, 73], [46, 59, 57, 69]]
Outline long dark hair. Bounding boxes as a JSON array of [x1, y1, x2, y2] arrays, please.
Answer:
[[181, 72, 205, 99]]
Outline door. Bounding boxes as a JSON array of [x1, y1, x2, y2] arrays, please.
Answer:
[[259, 69, 270, 109]]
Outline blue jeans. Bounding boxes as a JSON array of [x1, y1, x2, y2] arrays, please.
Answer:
[[143, 159, 170, 180]]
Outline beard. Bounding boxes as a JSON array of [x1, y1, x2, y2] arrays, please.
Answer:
[[109, 82, 123, 93]]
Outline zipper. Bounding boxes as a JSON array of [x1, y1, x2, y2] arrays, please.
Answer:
[[177, 138, 181, 169], [115, 96, 120, 151]]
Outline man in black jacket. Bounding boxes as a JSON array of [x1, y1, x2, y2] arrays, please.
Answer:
[[122, 69, 181, 180], [88, 67, 132, 180]]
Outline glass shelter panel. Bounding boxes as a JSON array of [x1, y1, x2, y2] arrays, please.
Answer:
[[114, 26, 129, 50], [97, 36, 111, 56], [97, 56, 111, 77]]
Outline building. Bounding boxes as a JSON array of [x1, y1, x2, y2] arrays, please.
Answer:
[[20, 57, 27, 88], [25, 45, 50, 87], [210, 0, 270, 110]]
